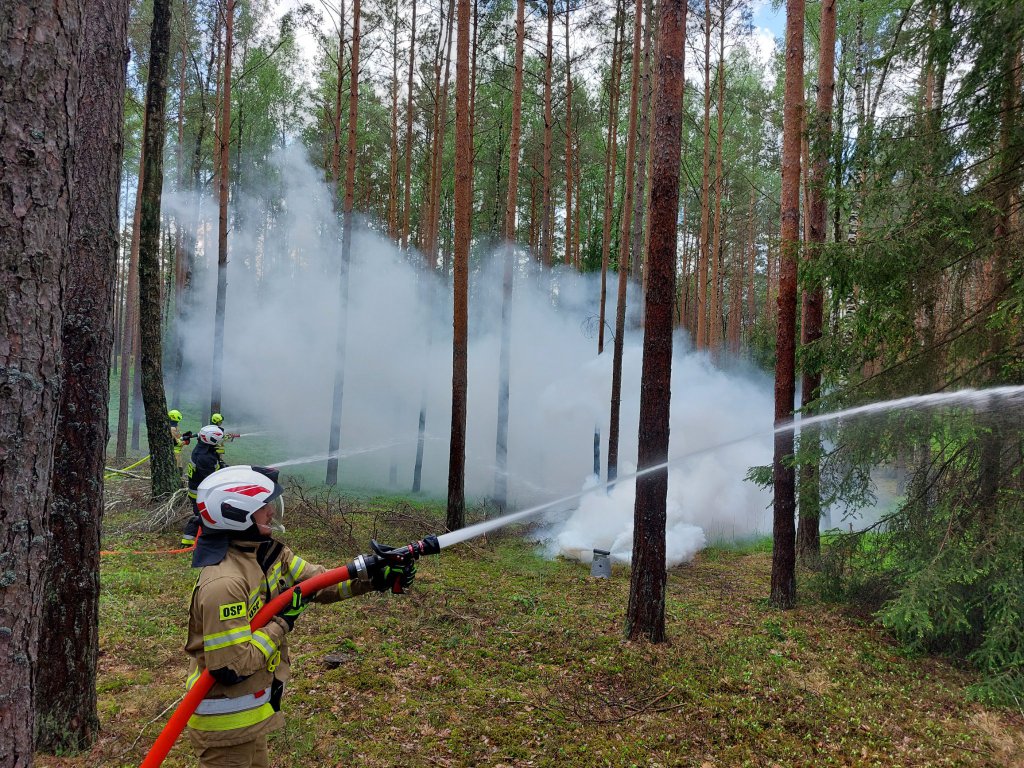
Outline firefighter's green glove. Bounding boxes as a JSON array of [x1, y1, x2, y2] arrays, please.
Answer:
[[371, 560, 416, 594], [275, 587, 309, 631]]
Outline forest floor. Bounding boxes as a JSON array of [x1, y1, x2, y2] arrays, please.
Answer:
[[37, 477, 1024, 768]]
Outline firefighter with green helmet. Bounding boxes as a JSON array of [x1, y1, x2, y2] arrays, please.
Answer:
[[184, 465, 419, 767], [169, 410, 185, 470], [169, 409, 197, 476]]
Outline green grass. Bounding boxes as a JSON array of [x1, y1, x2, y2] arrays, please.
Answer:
[[36, 489, 1024, 768]]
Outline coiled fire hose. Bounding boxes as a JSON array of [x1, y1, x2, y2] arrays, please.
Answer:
[[139, 537, 440, 768]]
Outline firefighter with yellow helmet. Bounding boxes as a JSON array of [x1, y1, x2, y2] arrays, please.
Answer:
[[184, 465, 416, 767], [168, 410, 185, 471]]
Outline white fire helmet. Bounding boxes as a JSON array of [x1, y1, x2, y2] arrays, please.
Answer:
[[195, 465, 285, 533], [198, 425, 225, 445]]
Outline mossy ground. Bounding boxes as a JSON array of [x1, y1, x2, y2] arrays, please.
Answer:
[[37, 478, 1024, 767]]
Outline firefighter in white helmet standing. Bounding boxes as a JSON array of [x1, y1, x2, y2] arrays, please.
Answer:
[[184, 465, 416, 767], [181, 425, 228, 547]]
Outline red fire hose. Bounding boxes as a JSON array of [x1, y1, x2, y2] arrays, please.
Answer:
[[139, 537, 439, 768], [139, 565, 352, 768]]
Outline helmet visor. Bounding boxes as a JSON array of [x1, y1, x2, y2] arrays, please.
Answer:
[[261, 495, 286, 534]]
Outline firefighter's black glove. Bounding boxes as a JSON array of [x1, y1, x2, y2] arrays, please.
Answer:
[[275, 587, 309, 631], [370, 560, 416, 594]]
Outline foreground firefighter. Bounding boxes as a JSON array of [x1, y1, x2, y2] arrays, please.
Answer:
[[185, 465, 415, 767]]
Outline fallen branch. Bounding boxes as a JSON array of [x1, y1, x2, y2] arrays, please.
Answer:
[[109, 487, 190, 536], [104, 467, 150, 480], [124, 694, 184, 756]]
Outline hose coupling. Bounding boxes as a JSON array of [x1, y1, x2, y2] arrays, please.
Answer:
[[353, 553, 371, 582]]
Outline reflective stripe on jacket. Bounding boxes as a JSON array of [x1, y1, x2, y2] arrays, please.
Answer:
[[186, 442, 222, 493], [184, 541, 370, 748]]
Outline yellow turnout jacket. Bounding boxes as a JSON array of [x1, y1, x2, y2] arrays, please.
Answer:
[[184, 540, 370, 748]]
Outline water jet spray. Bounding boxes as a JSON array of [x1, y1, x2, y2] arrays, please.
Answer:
[[139, 385, 1024, 767]]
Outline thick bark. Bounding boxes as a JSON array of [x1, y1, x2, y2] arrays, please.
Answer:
[[327, 0, 362, 486], [598, 0, 624, 355], [494, 0, 527, 510], [771, 0, 804, 610], [608, 0, 644, 485], [695, 0, 713, 350], [448, 0, 472, 530], [138, 0, 179, 498], [211, 0, 234, 415], [36, 3, 128, 751], [625, 0, 686, 644], [0, 4, 82, 761], [797, 0, 836, 567]]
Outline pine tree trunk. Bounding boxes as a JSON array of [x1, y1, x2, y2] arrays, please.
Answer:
[[494, 0, 526, 511], [137, 0, 180, 498], [608, 0, 644, 485], [331, 2, 345, 199], [327, 0, 362, 486], [402, 0, 417, 250], [448, 0, 472, 530], [564, 5, 574, 268], [169, 1, 190, 402], [708, 3, 726, 351], [412, 0, 454, 491], [630, 0, 655, 284], [116, 143, 145, 459], [0, 4, 82, 759], [425, 0, 455, 266], [211, 0, 234, 415], [625, 0, 686, 644], [388, 9, 400, 241], [598, 0, 624, 355], [541, 0, 555, 268], [796, 0, 836, 568], [131, 325, 143, 450], [695, 0, 713, 350], [726, 213, 742, 354], [771, 0, 804, 610], [746, 185, 757, 333], [36, 0, 128, 752], [470, 0, 479, 164], [978, 31, 1022, 514]]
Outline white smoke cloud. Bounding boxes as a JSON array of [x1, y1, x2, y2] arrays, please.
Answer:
[[166, 144, 775, 567]]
